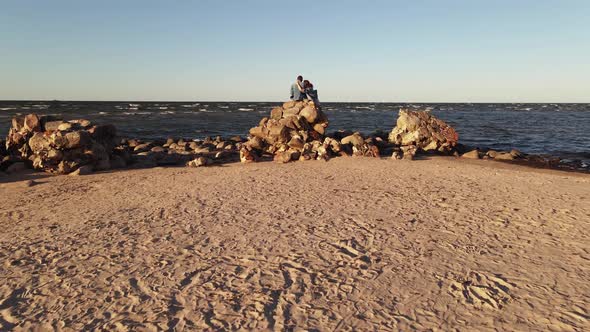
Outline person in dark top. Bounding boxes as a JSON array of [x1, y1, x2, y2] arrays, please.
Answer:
[[303, 80, 320, 109], [290, 75, 306, 101]]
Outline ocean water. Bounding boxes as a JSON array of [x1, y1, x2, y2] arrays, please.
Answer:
[[1, 101, 589, 167]]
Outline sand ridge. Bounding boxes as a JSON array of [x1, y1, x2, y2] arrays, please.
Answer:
[[1, 157, 589, 331]]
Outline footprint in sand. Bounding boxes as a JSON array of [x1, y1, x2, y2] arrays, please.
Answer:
[[446, 272, 515, 309]]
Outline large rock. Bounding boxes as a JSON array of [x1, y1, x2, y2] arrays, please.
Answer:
[[388, 109, 459, 153], [4, 113, 119, 174]]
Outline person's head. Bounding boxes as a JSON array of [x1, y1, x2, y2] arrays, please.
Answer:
[[297, 75, 303, 82], [304, 80, 313, 89]]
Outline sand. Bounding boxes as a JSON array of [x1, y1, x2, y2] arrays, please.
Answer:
[[0, 157, 589, 331]]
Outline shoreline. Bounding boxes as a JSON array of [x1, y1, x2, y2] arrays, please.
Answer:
[[1, 157, 588, 330]]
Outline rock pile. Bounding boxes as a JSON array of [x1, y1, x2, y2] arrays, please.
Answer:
[[388, 109, 459, 158], [240, 100, 384, 163], [5, 114, 118, 174], [241, 100, 333, 163]]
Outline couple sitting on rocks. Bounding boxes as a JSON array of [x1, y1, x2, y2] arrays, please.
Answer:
[[290, 75, 320, 109]]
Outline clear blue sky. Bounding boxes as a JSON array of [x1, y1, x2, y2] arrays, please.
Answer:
[[1, 0, 588, 102]]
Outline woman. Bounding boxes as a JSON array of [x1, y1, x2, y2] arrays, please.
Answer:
[[303, 80, 321, 109]]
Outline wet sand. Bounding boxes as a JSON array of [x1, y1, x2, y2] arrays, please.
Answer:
[[1, 157, 589, 331]]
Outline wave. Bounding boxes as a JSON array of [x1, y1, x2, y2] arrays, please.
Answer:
[[122, 111, 151, 115], [0, 107, 16, 111], [238, 108, 254, 111]]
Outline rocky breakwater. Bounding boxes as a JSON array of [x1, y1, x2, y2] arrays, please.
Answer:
[[388, 109, 459, 160], [120, 135, 243, 168], [240, 100, 383, 163], [4, 114, 119, 174]]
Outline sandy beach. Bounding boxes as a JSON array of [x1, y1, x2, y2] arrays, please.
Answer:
[[1, 157, 589, 331]]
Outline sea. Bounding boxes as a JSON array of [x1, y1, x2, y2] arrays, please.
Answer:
[[1, 101, 588, 169]]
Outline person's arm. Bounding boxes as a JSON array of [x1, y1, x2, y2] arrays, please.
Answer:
[[297, 81, 305, 92]]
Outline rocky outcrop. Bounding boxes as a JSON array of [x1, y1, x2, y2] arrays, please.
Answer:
[[241, 100, 383, 163], [5, 114, 118, 174], [388, 110, 459, 155], [241, 100, 332, 163]]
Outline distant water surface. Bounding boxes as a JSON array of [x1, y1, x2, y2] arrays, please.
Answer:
[[0, 101, 588, 167]]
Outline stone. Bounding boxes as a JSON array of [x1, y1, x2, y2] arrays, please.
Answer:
[[270, 107, 283, 120], [188, 141, 199, 150], [247, 136, 265, 150], [127, 139, 141, 147], [186, 156, 211, 167], [510, 149, 524, 159], [401, 146, 417, 160], [273, 150, 293, 163], [70, 119, 92, 128], [240, 146, 258, 163], [313, 123, 326, 135], [110, 155, 127, 169], [193, 147, 211, 154], [287, 136, 304, 150], [282, 100, 296, 109], [341, 133, 364, 147], [69, 165, 93, 176], [268, 124, 289, 143], [134, 143, 153, 153], [249, 126, 266, 138], [64, 131, 91, 149], [6, 162, 27, 173], [28, 133, 51, 153], [47, 149, 64, 161], [494, 152, 515, 160], [461, 149, 481, 159], [11, 117, 24, 131], [230, 136, 244, 143], [44, 121, 65, 132], [486, 150, 498, 158], [391, 150, 402, 160], [283, 107, 301, 117], [24, 114, 41, 132], [151, 146, 166, 153], [299, 106, 318, 123], [57, 122, 73, 131]]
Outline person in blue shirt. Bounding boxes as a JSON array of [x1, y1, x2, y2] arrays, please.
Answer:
[[290, 75, 306, 101]]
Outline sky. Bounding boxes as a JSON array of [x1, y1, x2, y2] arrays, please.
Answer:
[[0, 0, 589, 102]]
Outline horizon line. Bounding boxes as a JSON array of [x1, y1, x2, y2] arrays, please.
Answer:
[[0, 99, 588, 104]]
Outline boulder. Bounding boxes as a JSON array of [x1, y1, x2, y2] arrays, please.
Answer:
[[187, 156, 212, 167], [461, 149, 481, 159], [270, 107, 283, 120], [64, 131, 91, 149], [388, 109, 458, 153], [6, 162, 27, 174], [299, 106, 318, 123], [494, 152, 515, 160], [341, 133, 365, 147], [133, 143, 153, 153], [24, 114, 41, 132], [69, 164, 93, 176]]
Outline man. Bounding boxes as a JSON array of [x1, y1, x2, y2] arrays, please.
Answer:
[[290, 75, 306, 101]]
